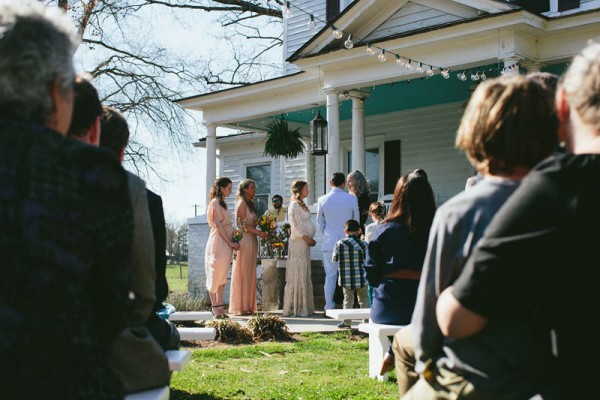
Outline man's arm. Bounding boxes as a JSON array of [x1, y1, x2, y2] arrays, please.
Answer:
[[316, 198, 325, 235], [436, 286, 488, 338]]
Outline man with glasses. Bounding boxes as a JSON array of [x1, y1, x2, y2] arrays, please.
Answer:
[[265, 194, 288, 223]]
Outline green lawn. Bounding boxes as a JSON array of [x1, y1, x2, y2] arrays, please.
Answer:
[[166, 262, 188, 293], [170, 331, 399, 400]]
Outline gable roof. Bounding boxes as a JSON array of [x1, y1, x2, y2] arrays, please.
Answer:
[[289, 0, 518, 61]]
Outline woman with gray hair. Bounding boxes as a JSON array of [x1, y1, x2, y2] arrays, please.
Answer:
[[0, 1, 133, 398], [347, 170, 371, 232]]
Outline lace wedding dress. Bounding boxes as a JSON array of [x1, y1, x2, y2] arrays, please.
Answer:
[[283, 201, 315, 317]]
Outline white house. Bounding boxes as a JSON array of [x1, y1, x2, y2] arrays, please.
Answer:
[[180, 0, 600, 299]]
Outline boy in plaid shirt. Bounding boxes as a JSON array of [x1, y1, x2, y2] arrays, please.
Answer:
[[332, 219, 371, 328]]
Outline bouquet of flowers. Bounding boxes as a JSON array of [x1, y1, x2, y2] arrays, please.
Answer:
[[232, 218, 245, 260], [258, 214, 291, 259]]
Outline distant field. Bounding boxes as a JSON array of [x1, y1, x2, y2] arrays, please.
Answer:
[[166, 262, 188, 293]]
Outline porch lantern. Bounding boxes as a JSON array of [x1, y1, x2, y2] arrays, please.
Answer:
[[310, 110, 328, 156]]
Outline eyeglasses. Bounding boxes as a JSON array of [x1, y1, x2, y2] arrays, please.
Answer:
[[272, 199, 282, 203]]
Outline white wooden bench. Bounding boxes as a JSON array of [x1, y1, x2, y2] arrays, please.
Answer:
[[168, 311, 212, 321], [177, 327, 217, 341], [325, 308, 370, 322], [358, 322, 405, 381], [166, 349, 191, 371], [125, 386, 169, 400]]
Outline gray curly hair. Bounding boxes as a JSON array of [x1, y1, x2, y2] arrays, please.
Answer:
[[348, 170, 369, 195], [0, 1, 76, 126]]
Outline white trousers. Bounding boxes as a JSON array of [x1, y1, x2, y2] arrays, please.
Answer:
[[323, 250, 338, 310]]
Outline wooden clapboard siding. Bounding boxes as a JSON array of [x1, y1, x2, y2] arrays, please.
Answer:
[[284, 0, 326, 75], [365, 2, 467, 42]]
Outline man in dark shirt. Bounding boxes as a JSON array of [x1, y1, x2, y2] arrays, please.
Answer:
[[437, 41, 600, 400]]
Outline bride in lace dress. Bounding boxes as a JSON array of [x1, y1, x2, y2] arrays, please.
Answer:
[[283, 180, 317, 317]]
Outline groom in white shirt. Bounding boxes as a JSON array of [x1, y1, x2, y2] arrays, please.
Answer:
[[317, 172, 360, 311]]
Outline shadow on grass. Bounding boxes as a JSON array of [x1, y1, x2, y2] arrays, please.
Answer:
[[170, 388, 221, 399]]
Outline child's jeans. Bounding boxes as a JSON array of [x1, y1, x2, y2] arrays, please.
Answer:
[[341, 286, 370, 326]]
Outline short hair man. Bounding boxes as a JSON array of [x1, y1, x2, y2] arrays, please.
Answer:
[[264, 194, 288, 222], [436, 41, 600, 400], [317, 172, 359, 311], [0, 2, 132, 397], [100, 106, 170, 392], [67, 75, 103, 145], [332, 219, 370, 328]]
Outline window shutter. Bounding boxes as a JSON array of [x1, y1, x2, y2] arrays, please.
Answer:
[[326, 0, 340, 22], [558, 0, 580, 11]]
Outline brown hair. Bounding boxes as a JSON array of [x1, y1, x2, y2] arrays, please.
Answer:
[[384, 171, 436, 243], [237, 178, 257, 214], [369, 201, 387, 220], [291, 180, 309, 212], [456, 75, 558, 175], [208, 177, 232, 209]]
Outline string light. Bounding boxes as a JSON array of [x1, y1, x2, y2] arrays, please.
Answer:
[[471, 71, 480, 81], [377, 49, 387, 63], [417, 62, 424, 73], [344, 34, 354, 49], [426, 66, 434, 77], [395, 54, 403, 66], [307, 15, 316, 29], [405, 59, 413, 70], [480, 71, 487, 80], [366, 44, 376, 56], [331, 25, 343, 39]]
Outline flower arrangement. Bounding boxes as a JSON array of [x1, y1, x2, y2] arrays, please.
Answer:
[[232, 226, 244, 260], [258, 214, 291, 259]]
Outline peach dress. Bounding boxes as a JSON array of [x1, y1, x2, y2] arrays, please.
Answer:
[[228, 199, 258, 315], [204, 198, 233, 293]]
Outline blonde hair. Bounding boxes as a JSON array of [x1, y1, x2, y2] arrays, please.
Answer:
[[208, 177, 232, 209], [237, 178, 257, 214], [290, 180, 309, 212], [561, 40, 600, 133]]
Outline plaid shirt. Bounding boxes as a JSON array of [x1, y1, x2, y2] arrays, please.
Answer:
[[332, 235, 368, 289]]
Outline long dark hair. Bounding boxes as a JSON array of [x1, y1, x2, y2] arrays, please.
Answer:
[[384, 169, 436, 243], [208, 177, 232, 209]]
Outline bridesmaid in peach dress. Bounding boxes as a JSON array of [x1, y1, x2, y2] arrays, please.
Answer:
[[229, 179, 268, 315], [205, 177, 239, 319]]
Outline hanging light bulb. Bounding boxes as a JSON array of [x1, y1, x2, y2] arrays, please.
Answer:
[[405, 59, 413, 70], [480, 71, 487, 81], [307, 15, 317, 29], [471, 71, 480, 81], [283, 1, 292, 18], [344, 34, 354, 49], [378, 49, 387, 62], [395, 55, 404, 66], [426, 66, 434, 77], [366, 44, 376, 56], [331, 26, 343, 39], [417, 62, 424, 73], [441, 69, 450, 79], [458, 71, 467, 81]]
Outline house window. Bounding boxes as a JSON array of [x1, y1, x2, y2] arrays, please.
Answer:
[[558, 0, 580, 11], [246, 163, 271, 217], [327, 0, 353, 21], [347, 148, 380, 195]]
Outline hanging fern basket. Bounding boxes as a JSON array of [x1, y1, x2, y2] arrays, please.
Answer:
[[263, 118, 305, 159]]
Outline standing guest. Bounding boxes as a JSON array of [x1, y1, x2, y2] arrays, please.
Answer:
[[229, 179, 268, 316], [283, 180, 316, 317], [205, 177, 239, 319], [264, 194, 288, 223], [364, 170, 436, 375], [317, 172, 360, 311], [332, 219, 370, 328], [364, 201, 388, 304], [398, 75, 558, 398], [347, 170, 371, 232], [0, 2, 132, 398], [68, 74, 102, 145], [100, 106, 170, 393], [433, 42, 600, 400]]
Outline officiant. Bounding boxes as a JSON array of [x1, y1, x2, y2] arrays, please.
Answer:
[[264, 194, 288, 222]]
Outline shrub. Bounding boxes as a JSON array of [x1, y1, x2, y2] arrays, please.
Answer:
[[247, 313, 292, 341], [207, 319, 254, 344], [167, 292, 210, 312]]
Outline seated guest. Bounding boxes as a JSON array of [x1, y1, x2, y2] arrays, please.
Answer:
[[399, 75, 558, 398], [434, 41, 600, 400], [100, 107, 170, 393], [0, 2, 132, 397]]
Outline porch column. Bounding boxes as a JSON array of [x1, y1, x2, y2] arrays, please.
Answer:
[[525, 63, 542, 73], [502, 57, 520, 76], [349, 90, 369, 174], [204, 123, 217, 204], [325, 89, 340, 184], [304, 137, 314, 205]]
